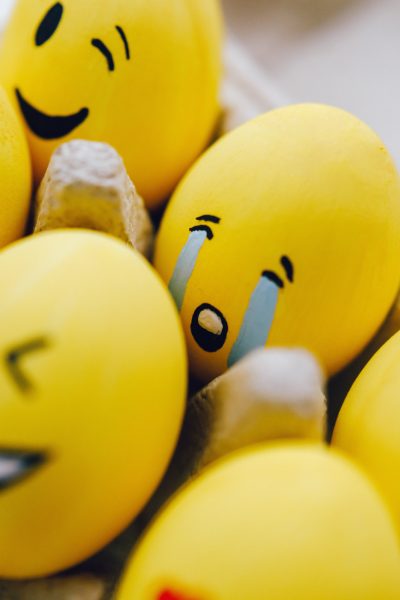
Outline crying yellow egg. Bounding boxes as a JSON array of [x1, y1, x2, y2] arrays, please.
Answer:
[[155, 104, 400, 382], [0, 230, 186, 578], [0, 0, 223, 209]]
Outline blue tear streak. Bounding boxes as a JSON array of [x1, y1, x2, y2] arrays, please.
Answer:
[[228, 277, 279, 367], [168, 230, 208, 311]]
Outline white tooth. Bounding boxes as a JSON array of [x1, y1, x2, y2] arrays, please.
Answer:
[[198, 309, 224, 336], [0, 456, 22, 480]]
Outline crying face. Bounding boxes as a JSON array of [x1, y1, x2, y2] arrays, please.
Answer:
[[155, 201, 301, 383], [168, 213, 295, 373], [155, 105, 400, 383]]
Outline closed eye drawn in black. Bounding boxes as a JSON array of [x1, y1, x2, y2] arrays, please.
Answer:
[[190, 224, 214, 240], [91, 39, 115, 72], [190, 214, 221, 240], [5, 337, 50, 394], [262, 270, 284, 288], [263, 256, 295, 290], [35, 2, 64, 46]]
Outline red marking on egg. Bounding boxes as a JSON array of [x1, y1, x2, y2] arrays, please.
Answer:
[[158, 589, 201, 600]]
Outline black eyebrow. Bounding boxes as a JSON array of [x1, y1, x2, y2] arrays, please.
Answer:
[[262, 271, 284, 289], [91, 39, 115, 72], [115, 25, 130, 60], [196, 215, 221, 224], [281, 256, 294, 283]]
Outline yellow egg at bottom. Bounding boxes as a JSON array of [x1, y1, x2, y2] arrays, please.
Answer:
[[116, 444, 400, 600]]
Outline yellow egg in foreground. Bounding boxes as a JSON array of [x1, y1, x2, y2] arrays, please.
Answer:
[[116, 444, 400, 600], [0, 230, 187, 578], [0, 0, 222, 209], [155, 104, 400, 382], [334, 329, 400, 536], [0, 86, 31, 247]]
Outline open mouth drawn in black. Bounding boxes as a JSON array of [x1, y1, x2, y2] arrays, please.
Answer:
[[191, 303, 228, 353], [0, 449, 47, 491], [15, 88, 89, 140]]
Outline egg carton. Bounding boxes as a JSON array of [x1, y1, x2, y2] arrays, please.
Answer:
[[0, 19, 298, 598], [0, 7, 398, 600]]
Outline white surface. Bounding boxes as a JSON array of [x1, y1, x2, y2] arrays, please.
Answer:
[[0, 0, 12, 23], [223, 0, 400, 167], [222, 36, 291, 131]]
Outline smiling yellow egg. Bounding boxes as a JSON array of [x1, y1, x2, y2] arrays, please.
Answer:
[[0, 230, 186, 578], [116, 444, 400, 600], [155, 104, 400, 382], [0, 86, 31, 247], [0, 0, 222, 209]]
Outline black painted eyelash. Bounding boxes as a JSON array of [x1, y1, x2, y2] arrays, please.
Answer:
[[115, 25, 130, 60]]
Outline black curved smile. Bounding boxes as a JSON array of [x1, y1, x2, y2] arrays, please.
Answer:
[[15, 88, 89, 140]]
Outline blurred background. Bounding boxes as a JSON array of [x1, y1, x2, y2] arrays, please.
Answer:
[[1, 0, 399, 165], [222, 0, 400, 162]]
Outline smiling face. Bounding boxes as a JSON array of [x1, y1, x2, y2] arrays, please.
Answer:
[[116, 445, 400, 600], [0, 230, 186, 578], [0, 0, 222, 208], [155, 104, 400, 382]]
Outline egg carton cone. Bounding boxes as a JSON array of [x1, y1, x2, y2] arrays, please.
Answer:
[[35, 139, 154, 257]]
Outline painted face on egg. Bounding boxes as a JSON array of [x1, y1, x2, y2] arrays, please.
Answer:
[[155, 104, 400, 382], [0, 0, 222, 208], [14, 3, 126, 140], [168, 214, 295, 367], [0, 230, 186, 579]]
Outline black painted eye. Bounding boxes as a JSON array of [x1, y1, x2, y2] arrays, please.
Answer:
[[5, 337, 49, 394], [35, 3, 64, 47], [191, 304, 228, 353]]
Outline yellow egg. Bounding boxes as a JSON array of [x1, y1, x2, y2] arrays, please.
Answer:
[[116, 443, 400, 600], [155, 104, 400, 382], [0, 230, 187, 578], [0, 86, 31, 247], [333, 329, 400, 536], [0, 0, 222, 209]]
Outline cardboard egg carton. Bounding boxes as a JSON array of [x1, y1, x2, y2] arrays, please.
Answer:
[[0, 21, 304, 598], [0, 6, 398, 598]]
